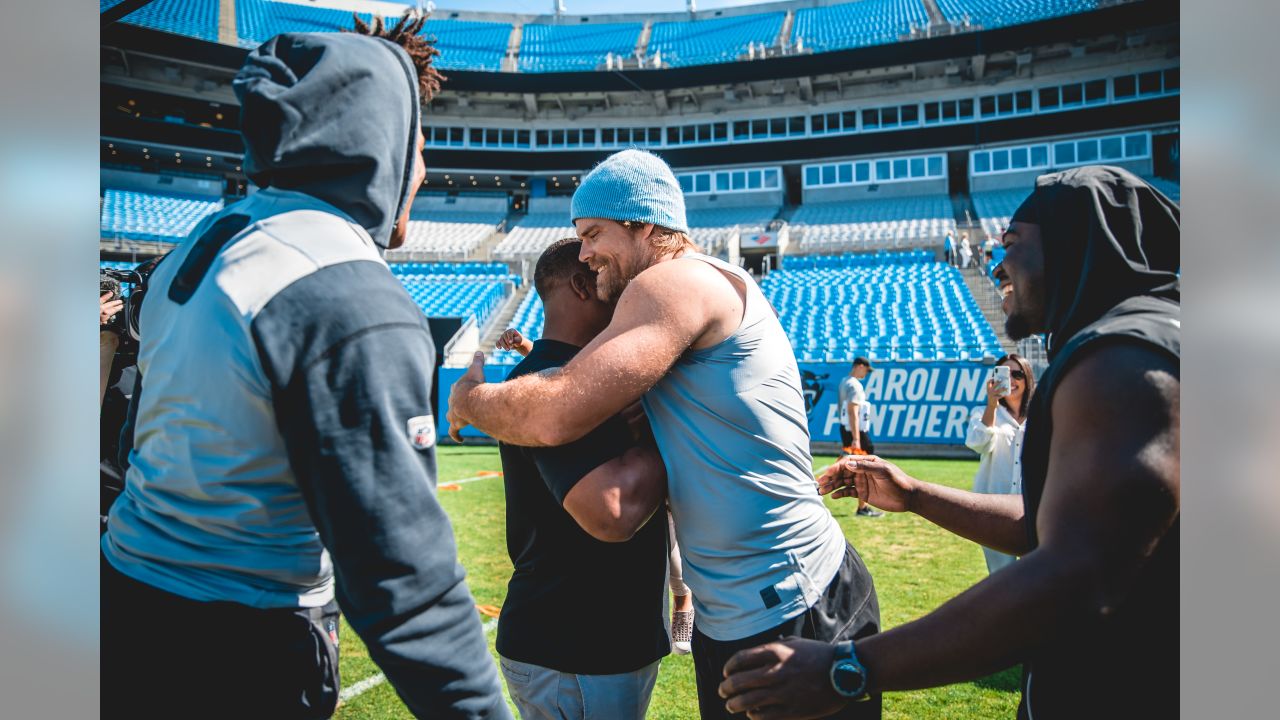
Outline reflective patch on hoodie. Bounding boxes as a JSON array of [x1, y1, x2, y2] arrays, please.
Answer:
[[408, 415, 436, 450]]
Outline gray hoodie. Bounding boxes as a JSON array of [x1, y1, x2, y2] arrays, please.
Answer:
[[102, 33, 510, 719]]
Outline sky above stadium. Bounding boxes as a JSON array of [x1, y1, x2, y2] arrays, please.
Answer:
[[393, 0, 778, 13]]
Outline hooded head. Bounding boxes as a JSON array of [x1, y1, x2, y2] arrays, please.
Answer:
[[997, 165, 1179, 359], [233, 32, 422, 249]]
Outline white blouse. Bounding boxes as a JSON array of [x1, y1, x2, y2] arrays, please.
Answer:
[[966, 404, 1025, 496]]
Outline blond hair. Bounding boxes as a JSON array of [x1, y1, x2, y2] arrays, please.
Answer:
[[620, 220, 699, 256]]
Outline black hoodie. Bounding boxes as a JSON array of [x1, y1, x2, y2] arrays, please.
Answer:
[[1013, 166, 1179, 719], [107, 33, 510, 720]]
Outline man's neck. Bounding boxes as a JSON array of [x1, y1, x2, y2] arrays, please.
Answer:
[[539, 319, 594, 349]]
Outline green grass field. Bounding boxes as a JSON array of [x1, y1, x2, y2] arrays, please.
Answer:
[[333, 447, 1020, 719]]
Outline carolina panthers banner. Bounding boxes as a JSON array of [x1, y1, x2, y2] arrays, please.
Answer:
[[798, 362, 991, 445], [439, 361, 992, 445]]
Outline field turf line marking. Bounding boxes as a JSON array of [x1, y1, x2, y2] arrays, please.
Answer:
[[339, 617, 500, 704]]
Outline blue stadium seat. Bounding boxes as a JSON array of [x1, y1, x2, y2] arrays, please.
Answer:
[[648, 12, 785, 67], [792, 0, 929, 53], [519, 22, 642, 73], [763, 251, 1003, 363], [388, 265, 515, 326], [121, 0, 219, 42], [100, 189, 224, 243], [936, 0, 1098, 30], [235, 0, 510, 71]]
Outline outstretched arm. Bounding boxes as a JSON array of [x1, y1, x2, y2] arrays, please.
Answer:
[[448, 259, 719, 446], [722, 342, 1180, 717], [818, 456, 1029, 555]]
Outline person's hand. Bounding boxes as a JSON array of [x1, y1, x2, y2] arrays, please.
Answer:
[[446, 351, 486, 442], [816, 455, 916, 513], [718, 637, 847, 720], [985, 378, 1006, 403], [495, 328, 524, 351], [100, 292, 124, 327]]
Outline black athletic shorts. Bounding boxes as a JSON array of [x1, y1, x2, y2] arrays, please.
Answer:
[[691, 542, 882, 719]]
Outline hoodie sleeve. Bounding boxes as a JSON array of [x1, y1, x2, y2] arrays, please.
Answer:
[[252, 260, 510, 720]]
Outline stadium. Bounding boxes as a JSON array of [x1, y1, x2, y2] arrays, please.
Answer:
[[98, 0, 1180, 718]]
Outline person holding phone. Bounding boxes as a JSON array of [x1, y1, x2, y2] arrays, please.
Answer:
[[966, 354, 1035, 573]]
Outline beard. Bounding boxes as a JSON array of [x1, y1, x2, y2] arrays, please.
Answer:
[[1003, 282, 1045, 341], [594, 256, 644, 303], [1004, 312, 1035, 341]]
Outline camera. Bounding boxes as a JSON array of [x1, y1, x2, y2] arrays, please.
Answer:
[[100, 256, 162, 363]]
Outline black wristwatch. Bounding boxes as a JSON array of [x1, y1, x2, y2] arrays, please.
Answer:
[[829, 640, 871, 701]]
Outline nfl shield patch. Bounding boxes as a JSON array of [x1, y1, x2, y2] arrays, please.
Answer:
[[407, 415, 436, 450]]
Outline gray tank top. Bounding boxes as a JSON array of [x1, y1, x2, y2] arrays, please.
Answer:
[[642, 254, 846, 640]]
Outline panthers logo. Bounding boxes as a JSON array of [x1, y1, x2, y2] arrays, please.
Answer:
[[799, 369, 827, 416]]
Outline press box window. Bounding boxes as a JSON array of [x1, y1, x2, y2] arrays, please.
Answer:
[[764, 168, 780, 188], [805, 166, 819, 186], [695, 174, 711, 193], [1039, 87, 1060, 110], [974, 153, 990, 174], [1054, 142, 1075, 165], [1085, 80, 1107, 104], [855, 162, 870, 182], [838, 164, 852, 184], [927, 156, 943, 177], [1100, 137, 1123, 161], [1124, 134, 1148, 157], [517, 130, 530, 147], [716, 172, 730, 191], [876, 160, 892, 180], [1114, 75, 1137, 99], [1138, 71, 1162, 95], [841, 111, 858, 130]]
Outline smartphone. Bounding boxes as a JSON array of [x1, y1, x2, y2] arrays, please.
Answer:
[[992, 365, 1011, 397]]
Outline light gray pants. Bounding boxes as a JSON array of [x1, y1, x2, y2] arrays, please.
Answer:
[[499, 656, 661, 720]]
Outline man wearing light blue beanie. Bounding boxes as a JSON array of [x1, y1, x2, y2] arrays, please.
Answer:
[[570, 149, 690, 234], [451, 149, 883, 717]]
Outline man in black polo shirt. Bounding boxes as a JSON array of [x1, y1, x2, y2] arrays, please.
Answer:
[[495, 238, 670, 719]]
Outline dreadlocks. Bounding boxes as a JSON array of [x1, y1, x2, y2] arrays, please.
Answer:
[[348, 10, 445, 102]]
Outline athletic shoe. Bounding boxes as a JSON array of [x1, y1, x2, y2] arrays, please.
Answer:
[[671, 609, 693, 655], [855, 506, 884, 518]]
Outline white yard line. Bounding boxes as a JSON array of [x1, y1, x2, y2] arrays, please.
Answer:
[[339, 617, 500, 704], [443, 474, 502, 486]]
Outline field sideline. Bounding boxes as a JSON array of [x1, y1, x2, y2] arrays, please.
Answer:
[[332, 447, 1021, 719]]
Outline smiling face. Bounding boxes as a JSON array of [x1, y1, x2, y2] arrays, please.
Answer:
[[995, 221, 1048, 341], [1001, 357, 1027, 404], [574, 218, 658, 303]]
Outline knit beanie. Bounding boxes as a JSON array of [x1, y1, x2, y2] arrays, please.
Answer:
[[570, 149, 689, 233]]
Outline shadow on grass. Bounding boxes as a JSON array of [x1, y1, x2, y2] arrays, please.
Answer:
[[973, 667, 1022, 693]]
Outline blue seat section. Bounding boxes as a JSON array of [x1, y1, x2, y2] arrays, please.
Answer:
[[489, 290, 546, 366], [936, 0, 1098, 30], [648, 12, 785, 67], [763, 251, 1004, 363], [121, 0, 220, 42], [101, 0, 129, 12], [388, 274, 508, 326], [236, 0, 509, 70], [100, 189, 224, 243], [388, 262, 520, 287], [793, 0, 928, 53], [519, 22, 642, 73], [423, 19, 511, 72]]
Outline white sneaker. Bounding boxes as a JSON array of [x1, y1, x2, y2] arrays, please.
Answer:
[[671, 609, 693, 655]]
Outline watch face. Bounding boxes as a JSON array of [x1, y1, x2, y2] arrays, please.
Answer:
[[832, 660, 867, 698]]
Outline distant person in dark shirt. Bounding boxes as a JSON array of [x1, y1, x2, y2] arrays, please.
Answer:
[[495, 238, 670, 719]]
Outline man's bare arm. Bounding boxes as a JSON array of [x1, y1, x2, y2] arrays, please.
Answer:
[[819, 457, 1029, 555], [562, 445, 667, 542], [448, 260, 724, 446], [728, 342, 1180, 716]]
